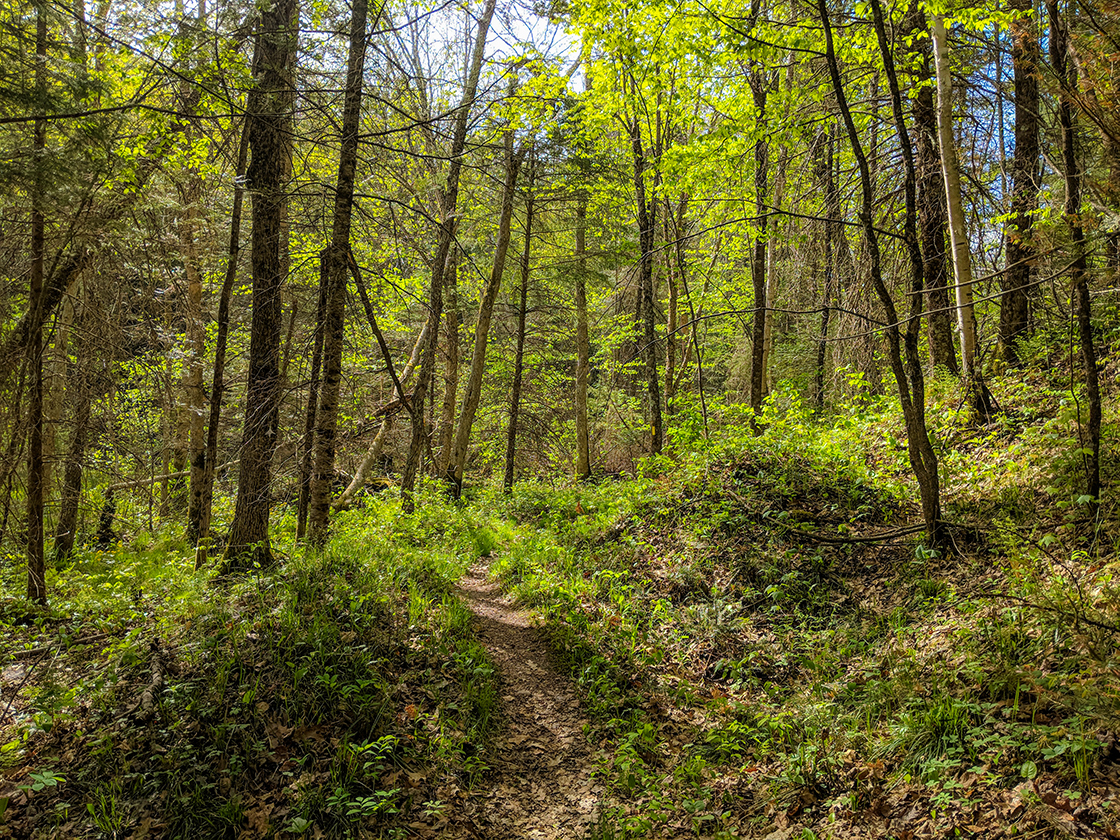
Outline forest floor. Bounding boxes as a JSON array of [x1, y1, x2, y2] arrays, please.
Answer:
[[1, 372, 1120, 840]]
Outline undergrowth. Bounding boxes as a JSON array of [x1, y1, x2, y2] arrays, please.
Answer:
[[0, 486, 502, 839], [489, 370, 1120, 839]]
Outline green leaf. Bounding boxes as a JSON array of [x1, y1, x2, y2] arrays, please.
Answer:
[[1021, 760, 1038, 779]]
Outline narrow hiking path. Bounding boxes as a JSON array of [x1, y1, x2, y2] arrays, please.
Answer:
[[444, 562, 606, 839]]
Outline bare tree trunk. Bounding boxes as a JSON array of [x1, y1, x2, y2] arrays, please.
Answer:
[[296, 267, 327, 540], [762, 63, 792, 399], [932, 14, 989, 418], [664, 203, 678, 411], [192, 111, 251, 564], [904, 5, 958, 373], [307, 0, 368, 546], [1047, 0, 1101, 504], [436, 247, 460, 477], [1000, 0, 1039, 365], [27, 5, 48, 606], [449, 132, 521, 495], [815, 128, 835, 412], [574, 194, 591, 479], [629, 116, 663, 454], [52, 344, 91, 564], [504, 155, 534, 493], [748, 72, 769, 425], [401, 0, 496, 513], [828, 0, 943, 544], [224, 0, 297, 568]]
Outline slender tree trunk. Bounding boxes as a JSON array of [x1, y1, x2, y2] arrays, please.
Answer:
[[932, 14, 989, 418], [401, 0, 496, 513], [827, 0, 943, 544], [27, 4, 48, 605], [43, 294, 72, 505], [629, 117, 663, 453], [1000, 0, 1039, 365], [436, 247, 460, 477], [664, 203, 678, 411], [224, 0, 297, 568], [178, 8, 206, 526], [193, 111, 251, 564], [279, 298, 299, 383], [52, 356, 91, 564], [307, 0, 368, 545], [904, 5, 958, 373], [748, 72, 769, 424], [815, 128, 835, 412], [296, 266, 327, 540], [449, 133, 521, 494], [1047, 0, 1101, 504], [574, 194, 591, 480], [763, 64, 792, 399], [505, 157, 534, 493]]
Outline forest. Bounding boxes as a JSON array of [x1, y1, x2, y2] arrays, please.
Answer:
[[0, 0, 1117, 834]]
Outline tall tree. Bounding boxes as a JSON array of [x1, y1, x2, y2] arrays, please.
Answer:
[[748, 68, 770, 426], [26, 1, 48, 605], [931, 13, 990, 416], [401, 0, 497, 513], [224, 0, 297, 567], [904, 5, 958, 373], [505, 153, 536, 493], [574, 191, 592, 480], [308, 0, 369, 545], [1047, 0, 1101, 504], [1000, 0, 1039, 365], [448, 130, 522, 495], [627, 101, 663, 454], [436, 247, 460, 478], [192, 113, 251, 566], [823, 0, 943, 543]]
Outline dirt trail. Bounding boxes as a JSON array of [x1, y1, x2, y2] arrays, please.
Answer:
[[445, 562, 605, 839]]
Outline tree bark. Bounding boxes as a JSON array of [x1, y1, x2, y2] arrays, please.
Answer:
[[748, 71, 769, 425], [27, 4, 48, 606], [192, 110, 251, 564], [224, 0, 297, 568], [296, 264, 328, 540], [815, 128, 835, 412], [177, 5, 206, 526], [931, 14, 989, 418], [448, 132, 521, 495], [904, 5, 958, 373], [828, 0, 943, 544], [574, 193, 591, 480], [629, 116, 663, 454], [1000, 0, 1039, 365], [504, 155, 534, 493], [307, 0, 368, 546], [1047, 0, 1101, 504], [436, 247, 460, 478], [400, 0, 496, 513], [664, 202, 678, 411]]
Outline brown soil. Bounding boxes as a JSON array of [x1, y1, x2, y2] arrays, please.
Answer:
[[441, 562, 605, 839]]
